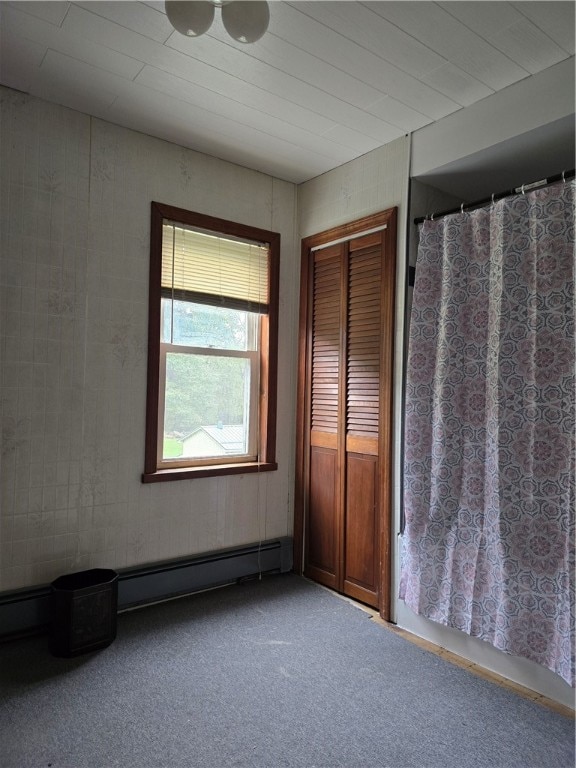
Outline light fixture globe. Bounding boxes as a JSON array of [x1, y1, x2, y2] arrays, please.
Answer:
[[165, 1, 215, 37], [221, 1, 270, 44]]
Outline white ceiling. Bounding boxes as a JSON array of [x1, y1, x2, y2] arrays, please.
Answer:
[[1, 1, 574, 184]]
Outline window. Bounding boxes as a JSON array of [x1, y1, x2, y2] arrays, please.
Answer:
[[143, 203, 279, 482]]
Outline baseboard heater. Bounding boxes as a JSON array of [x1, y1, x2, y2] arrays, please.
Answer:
[[0, 537, 293, 641]]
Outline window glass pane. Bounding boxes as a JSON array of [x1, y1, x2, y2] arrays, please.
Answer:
[[163, 352, 251, 460], [161, 299, 256, 351]]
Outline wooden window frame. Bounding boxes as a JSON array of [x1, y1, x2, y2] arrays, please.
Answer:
[[142, 202, 280, 483]]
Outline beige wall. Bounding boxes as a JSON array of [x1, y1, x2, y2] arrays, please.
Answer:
[[297, 135, 411, 615], [0, 86, 299, 591], [298, 138, 410, 239]]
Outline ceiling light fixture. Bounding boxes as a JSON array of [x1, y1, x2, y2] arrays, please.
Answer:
[[165, 1, 270, 43]]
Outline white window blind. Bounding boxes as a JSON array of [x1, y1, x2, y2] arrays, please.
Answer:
[[162, 221, 269, 313]]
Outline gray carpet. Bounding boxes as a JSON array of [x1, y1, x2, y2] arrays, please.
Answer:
[[0, 573, 573, 768]]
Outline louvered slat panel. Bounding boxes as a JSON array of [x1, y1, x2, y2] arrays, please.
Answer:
[[311, 253, 341, 434], [347, 248, 381, 437]]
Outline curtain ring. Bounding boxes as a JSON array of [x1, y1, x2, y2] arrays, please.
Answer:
[[460, 203, 464, 213], [521, 184, 525, 195], [491, 193, 495, 204], [431, 213, 435, 221], [562, 170, 566, 183]]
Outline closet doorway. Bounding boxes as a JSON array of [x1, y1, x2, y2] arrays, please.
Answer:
[[294, 209, 397, 619]]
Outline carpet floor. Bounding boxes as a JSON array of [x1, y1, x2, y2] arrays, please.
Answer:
[[0, 573, 573, 768]]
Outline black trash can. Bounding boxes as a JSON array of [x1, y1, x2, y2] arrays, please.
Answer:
[[50, 568, 118, 657]]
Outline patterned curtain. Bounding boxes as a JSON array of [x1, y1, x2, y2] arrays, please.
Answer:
[[400, 180, 575, 686]]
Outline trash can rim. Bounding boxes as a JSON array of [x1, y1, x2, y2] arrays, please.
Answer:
[[51, 568, 118, 591]]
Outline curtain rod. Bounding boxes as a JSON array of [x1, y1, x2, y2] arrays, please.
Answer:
[[413, 168, 575, 225]]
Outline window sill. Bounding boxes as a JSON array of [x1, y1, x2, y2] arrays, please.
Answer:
[[142, 461, 278, 483]]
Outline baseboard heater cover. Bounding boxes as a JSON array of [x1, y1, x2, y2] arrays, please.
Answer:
[[0, 537, 293, 640]]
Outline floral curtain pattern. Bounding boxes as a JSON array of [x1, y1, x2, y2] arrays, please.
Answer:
[[400, 180, 575, 686]]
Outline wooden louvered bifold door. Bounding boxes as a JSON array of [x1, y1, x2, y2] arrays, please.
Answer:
[[343, 233, 382, 606], [304, 230, 387, 609], [298, 208, 396, 617], [305, 244, 343, 590]]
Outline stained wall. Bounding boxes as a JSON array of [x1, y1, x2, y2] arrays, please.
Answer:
[[0, 86, 299, 591]]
